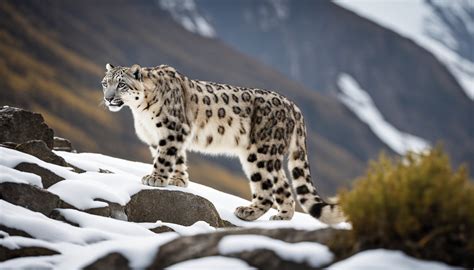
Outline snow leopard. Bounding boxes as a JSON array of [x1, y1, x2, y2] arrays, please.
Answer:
[[101, 63, 345, 224]]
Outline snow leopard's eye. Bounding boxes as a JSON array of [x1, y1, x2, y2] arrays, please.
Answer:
[[118, 82, 126, 88], [101, 82, 107, 88]]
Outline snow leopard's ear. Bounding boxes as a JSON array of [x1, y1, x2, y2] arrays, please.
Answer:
[[106, 63, 114, 71], [130, 64, 142, 80]]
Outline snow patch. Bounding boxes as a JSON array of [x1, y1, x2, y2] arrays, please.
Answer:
[[218, 234, 334, 267], [158, 0, 216, 38], [169, 256, 255, 270], [337, 73, 430, 155], [54, 150, 348, 230], [334, 0, 474, 100], [0, 164, 42, 187], [0, 200, 111, 245], [328, 249, 455, 270]]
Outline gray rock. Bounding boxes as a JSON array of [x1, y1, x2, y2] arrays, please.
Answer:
[[0, 225, 32, 238], [14, 162, 64, 188], [150, 225, 175, 234], [0, 106, 54, 149], [0, 245, 59, 262], [148, 227, 351, 269], [53, 136, 74, 152], [15, 140, 68, 167], [84, 201, 128, 220], [84, 252, 130, 270], [125, 189, 226, 227], [0, 182, 61, 216]]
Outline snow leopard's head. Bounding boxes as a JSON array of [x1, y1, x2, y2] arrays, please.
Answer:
[[101, 63, 145, 112]]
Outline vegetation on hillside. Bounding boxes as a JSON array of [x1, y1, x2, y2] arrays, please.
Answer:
[[340, 146, 473, 267]]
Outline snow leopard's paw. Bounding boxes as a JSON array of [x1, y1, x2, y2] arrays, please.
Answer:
[[168, 176, 188, 187], [269, 214, 291, 221], [141, 173, 168, 187], [234, 205, 264, 221]]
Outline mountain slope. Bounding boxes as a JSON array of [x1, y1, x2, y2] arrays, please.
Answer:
[[189, 0, 473, 173], [0, 0, 393, 195], [0, 145, 456, 269]]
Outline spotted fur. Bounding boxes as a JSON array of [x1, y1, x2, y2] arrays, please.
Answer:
[[101, 63, 345, 224]]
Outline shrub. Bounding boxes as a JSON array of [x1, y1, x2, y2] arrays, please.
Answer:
[[339, 146, 473, 267]]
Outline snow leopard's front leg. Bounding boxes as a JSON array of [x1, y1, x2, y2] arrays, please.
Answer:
[[168, 151, 189, 187], [142, 121, 189, 187]]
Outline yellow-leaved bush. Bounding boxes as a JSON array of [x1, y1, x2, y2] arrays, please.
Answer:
[[339, 146, 473, 267]]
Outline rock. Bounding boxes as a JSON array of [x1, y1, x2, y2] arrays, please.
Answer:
[[150, 226, 175, 234], [53, 136, 74, 152], [98, 168, 113, 174], [125, 189, 226, 227], [0, 106, 54, 149], [148, 227, 351, 269], [0, 142, 17, 149], [14, 162, 64, 188], [84, 201, 127, 221], [0, 245, 59, 262], [0, 225, 32, 238], [15, 140, 69, 167], [0, 182, 61, 216], [84, 252, 130, 270], [230, 250, 314, 270]]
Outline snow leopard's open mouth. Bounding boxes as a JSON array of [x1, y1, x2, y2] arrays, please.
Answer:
[[106, 99, 124, 112], [109, 100, 124, 107]]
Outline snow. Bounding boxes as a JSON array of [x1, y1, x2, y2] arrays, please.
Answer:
[[328, 249, 455, 270], [48, 172, 142, 210], [0, 147, 76, 179], [140, 220, 216, 236], [334, 0, 474, 100], [218, 234, 334, 267], [0, 164, 42, 187], [158, 0, 216, 38], [0, 200, 112, 245], [169, 256, 256, 270], [53, 149, 348, 230], [337, 73, 430, 155], [0, 145, 346, 230], [0, 200, 178, 269], [0, 146, 462, 268]]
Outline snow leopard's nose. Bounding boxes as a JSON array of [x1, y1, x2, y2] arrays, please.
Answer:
[[104, 96, 114, 102]]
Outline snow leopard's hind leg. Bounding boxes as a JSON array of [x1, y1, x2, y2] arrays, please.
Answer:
[[270, 160, 295, 220], [235, 144, 276, 221]]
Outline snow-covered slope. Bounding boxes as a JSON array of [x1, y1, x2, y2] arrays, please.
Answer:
[[335, 0, 474, 100], [337, 74, 430, 155], [0, 146, 456, 268]]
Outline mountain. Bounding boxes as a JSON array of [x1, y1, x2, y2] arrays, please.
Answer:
[[176, 0, 473, 173], [336, 0, 474, 99], [0, 0, 394, 196]]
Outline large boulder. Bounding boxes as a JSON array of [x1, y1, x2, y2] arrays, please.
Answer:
[[125, 189, 227, 227], [148, 227, 351, 269], [0, 106, 54, 149]]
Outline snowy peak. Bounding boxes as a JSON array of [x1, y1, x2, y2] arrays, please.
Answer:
[[241, 0, 290, 31], [158, 0, 216, 38], [334, 0, 474, 100]]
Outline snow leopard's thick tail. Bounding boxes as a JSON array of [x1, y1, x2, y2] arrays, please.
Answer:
[[288, 114, 345, 225]]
